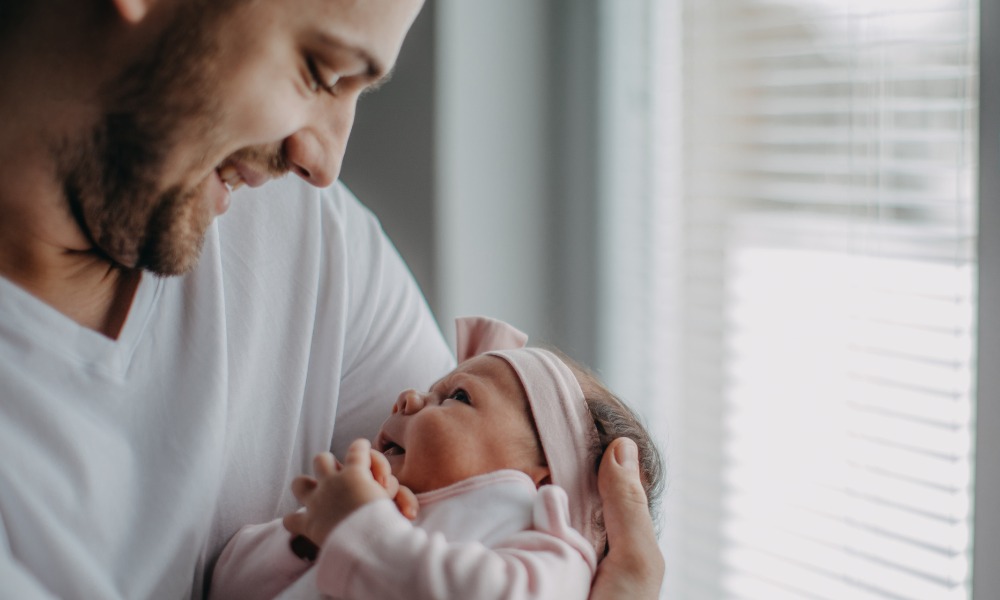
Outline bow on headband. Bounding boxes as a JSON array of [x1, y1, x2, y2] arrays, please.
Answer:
[[454, 316, 603, 557]]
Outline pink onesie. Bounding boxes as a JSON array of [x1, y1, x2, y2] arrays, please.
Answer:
[[210, 469, 597, 599]]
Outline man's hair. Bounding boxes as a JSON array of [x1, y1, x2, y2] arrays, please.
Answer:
[[550, 349, 665, 556]]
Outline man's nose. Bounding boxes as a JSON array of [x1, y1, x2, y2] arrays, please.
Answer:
[[283, 97, 357, 188], [393, 389, 427, 415]]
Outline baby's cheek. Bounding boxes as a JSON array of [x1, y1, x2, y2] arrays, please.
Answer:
[[420, 426, 473, 482], [422, 418, 467, 458]]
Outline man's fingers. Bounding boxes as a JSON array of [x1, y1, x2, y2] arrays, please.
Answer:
[[596, 438, 664, 585], [598, 438, 656, 544]]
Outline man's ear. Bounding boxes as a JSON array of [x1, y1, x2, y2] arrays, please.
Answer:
[[112, 0, 155, 24]]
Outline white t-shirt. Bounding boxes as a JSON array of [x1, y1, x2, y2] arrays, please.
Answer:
[[0, 178, 455, 599]]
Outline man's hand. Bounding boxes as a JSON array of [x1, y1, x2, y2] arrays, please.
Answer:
[[283, 439, 399, 547], [589, 437, 665, 600]]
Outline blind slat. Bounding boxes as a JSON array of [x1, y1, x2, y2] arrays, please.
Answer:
[[629, 0, 979, 598]]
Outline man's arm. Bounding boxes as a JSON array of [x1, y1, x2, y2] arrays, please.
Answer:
[[589, 438, 665, 600]]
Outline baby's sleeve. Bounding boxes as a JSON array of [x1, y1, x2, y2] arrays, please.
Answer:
[[209, 518, 313, 600], [314, 490, 596, 600]]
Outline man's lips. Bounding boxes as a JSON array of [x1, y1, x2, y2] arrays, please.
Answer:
[[216, 164, 246, 192], [216, 160, 274, 191]]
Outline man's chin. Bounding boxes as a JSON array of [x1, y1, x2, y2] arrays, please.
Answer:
[[128, 188, 214, 276], [135, 226, 209, 276]]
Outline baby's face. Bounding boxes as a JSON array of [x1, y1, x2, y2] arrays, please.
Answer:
[[374, 355, 548, 494]]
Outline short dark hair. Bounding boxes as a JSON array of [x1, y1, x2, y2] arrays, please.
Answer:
[[549, 349, 665, 556]]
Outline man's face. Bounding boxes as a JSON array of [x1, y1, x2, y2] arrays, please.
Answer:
[[374, 356, 549, 494], [60, 0, 423, 275]]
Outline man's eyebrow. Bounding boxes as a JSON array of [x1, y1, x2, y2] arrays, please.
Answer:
[[365, 66, 395, 93], [315, 31, 392, 88]]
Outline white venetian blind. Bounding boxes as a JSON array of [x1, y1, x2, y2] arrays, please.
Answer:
[[598, 0, 980, 598]]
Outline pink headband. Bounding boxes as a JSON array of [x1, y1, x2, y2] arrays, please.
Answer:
[[455, 316, 603, 556]]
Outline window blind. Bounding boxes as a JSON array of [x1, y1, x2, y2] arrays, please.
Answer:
[[597, 0, 979, 598]]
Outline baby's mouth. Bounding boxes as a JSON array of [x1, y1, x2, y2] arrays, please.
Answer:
[[382, 441, 405, 457], [375, 430, 406, 457]]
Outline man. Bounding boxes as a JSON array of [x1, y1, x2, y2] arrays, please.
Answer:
[[0, 0, 662, 598]]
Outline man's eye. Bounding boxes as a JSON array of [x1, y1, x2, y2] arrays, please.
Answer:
[[448, 389, 471, 404], [306, 57, 340, 94]]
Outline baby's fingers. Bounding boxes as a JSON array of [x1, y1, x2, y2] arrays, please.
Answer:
[[381, 473, 400, 500], [343, 438, 373, 469], [369, 449, 393, 488], [394, 485, 419, 520], [282, 511, 308, 537], [290, 475, 317, 503], [312, 452, 337, 477]]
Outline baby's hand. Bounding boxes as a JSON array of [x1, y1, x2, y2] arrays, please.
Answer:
[[282, 439, 393, 548], [368, 445, 419, 520]]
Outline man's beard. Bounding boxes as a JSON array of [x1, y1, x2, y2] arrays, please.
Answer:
[[57, 1, 231, 276]]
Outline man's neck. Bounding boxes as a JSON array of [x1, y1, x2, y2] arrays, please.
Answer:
[[0, 124, 141, 340], [0, 242, 142, 340], [0, 3, 165, 339]]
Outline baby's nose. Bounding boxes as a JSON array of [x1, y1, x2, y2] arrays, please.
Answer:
[[393, 389, 426, 415]]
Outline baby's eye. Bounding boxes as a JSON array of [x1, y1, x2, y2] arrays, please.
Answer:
[[448, 389, 471, 404]]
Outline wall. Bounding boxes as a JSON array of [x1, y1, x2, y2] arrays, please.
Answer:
[[339, 0, 438, 311], [341, 0, 566, 355], [433, 0, 553, 346]]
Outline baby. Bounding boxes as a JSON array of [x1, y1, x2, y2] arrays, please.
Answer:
[[210, 317, 663, 600]]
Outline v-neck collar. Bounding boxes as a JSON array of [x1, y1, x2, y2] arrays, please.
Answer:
[[0, 271, 162, 378]]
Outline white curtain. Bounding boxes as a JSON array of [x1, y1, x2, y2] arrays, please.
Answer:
[[596, 1, 980, 598]]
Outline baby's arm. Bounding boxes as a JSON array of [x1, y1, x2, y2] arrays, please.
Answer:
[[210, 441, 415, 600], [209, 518, 311, 600], [282, 439, 416, 549], [307, 483, 596, 600]]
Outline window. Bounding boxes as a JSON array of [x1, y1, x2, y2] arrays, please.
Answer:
[[596, 1, 980, 598]]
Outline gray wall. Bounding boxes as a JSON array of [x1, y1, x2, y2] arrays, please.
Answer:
[[339, 0, 602, 366], [339, 1, 438, 311], [433, 0, 553, 348]]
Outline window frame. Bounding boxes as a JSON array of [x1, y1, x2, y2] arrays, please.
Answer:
[[972, 0, 998, 597]]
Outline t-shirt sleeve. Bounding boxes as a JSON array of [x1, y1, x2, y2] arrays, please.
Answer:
[[320, 184, 455, 457], [313, 492, 595, 600]]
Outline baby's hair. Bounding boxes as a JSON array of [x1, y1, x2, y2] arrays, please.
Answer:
[[547, 348, 665, 556]]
